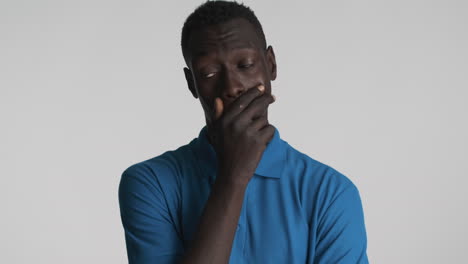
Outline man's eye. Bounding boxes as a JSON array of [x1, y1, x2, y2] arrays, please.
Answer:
[[239, 63, 253, 69], [204, 72, 216, 78]]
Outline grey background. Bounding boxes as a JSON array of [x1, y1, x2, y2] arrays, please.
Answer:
[[1, 0, 467, 263]]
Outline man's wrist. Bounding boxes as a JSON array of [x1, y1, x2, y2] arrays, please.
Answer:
[[213, 172, 249, 193]]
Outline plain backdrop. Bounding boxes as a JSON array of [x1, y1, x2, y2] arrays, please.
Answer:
[[1, 0, 467, 263]]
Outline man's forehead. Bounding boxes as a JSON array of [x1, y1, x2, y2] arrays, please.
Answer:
[[191, 40, 258, 57], [187, 18, 263, 58]]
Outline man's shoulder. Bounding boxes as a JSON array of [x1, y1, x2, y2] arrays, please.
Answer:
[[282, 141, 363, 225], [282, 140, 356, 192], [120, 139, 197, 187]]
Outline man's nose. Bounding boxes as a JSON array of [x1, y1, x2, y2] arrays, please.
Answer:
[[220, 70, 245, 101]]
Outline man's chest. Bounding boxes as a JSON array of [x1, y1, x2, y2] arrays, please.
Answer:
[[180, 175, 311, 263]]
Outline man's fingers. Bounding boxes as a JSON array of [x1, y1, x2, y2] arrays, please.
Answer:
[[249, 115, 269, 131], [214, 97, 224, 121], [258, 124, 276, 145], [241, 92, 275, 121], [223, 85, 265, 121]]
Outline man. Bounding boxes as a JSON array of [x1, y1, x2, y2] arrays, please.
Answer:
[[118, 1, 368, 263]]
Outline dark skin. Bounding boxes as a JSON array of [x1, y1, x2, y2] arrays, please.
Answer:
[[180, 18, 277, 264]]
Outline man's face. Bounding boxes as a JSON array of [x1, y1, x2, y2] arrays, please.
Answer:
[[184, 18, 277, 126]]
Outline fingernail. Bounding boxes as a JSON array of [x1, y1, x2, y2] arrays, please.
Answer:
[[258, 85, 265, 92]]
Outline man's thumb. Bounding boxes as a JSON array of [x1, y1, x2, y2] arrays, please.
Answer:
[[214, 97, 224, 121]]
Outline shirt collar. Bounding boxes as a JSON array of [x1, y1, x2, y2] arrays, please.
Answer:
[[192, 125, 287, 179]]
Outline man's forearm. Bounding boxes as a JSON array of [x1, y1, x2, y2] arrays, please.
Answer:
[[179, 173, 248, 264]]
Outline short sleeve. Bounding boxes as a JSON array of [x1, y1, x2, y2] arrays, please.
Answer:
[[118, 165, 184, 264], [313, 183, 369, 264]]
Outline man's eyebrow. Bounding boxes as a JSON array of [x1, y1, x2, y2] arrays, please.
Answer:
[[193, 46, 258, 58]]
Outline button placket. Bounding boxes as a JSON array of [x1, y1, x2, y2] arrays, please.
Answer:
[[240, 176, 255, 256]]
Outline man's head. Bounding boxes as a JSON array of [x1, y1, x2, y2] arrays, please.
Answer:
[[181, 1, 277, 126]]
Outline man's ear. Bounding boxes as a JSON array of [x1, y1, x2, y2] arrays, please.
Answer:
[[266, 45, 277, 81], [184, 67, 198, 99]]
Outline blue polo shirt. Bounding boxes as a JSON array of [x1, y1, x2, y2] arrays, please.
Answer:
[[118, 125, 368, 264]]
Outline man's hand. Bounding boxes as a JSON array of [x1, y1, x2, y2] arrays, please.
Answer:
[[181, 85, 276, 264], [208, 85, 276, 186]]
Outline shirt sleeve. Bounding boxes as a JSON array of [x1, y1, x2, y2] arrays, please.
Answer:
[[313, 183, 369, 264], [118, 165, 184, 264]]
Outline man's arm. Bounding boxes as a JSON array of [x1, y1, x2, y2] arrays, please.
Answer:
[[119, 86, 276, 264], [180, 85, 275, 264], [179, 174, 247, 264], [118, 165, 184, 264], [312, 183, 369, 264]]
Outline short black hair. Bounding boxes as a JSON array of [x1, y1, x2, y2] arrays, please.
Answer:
[[181, 0, 267, 62]]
